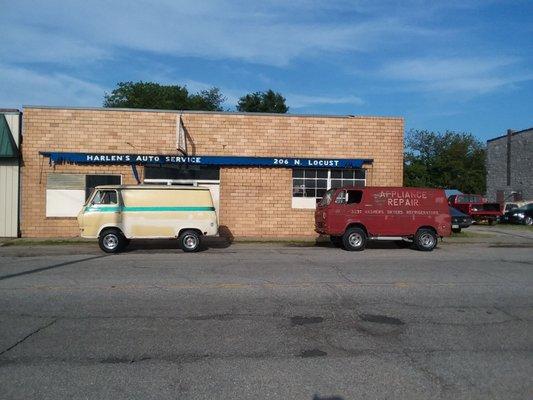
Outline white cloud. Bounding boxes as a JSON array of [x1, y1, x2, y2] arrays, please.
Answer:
[[0, 65, 107, 109], [1, 1, 437, 67], [380, 57, 533, 94], [286, 94, 364, 108]]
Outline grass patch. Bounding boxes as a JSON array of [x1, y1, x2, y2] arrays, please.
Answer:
[[448, 230, 494, 238], [491, 224, 533, 231]]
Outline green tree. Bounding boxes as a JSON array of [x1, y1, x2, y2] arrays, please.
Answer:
[[103, 82, 225, 111], [236, 90, 288, 113], [404, 129, 486, 194]]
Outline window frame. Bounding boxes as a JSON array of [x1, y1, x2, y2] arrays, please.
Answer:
[[292, 168, 366, 199]]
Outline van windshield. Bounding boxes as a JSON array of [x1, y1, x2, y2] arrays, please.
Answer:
[[318, 189, 335, 207]]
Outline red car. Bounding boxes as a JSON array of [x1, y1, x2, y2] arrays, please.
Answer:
[[315, 187, 451, 251], [447, 194, 502, 225]]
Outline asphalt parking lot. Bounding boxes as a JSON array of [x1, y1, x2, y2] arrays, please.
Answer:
[[0, 235, 532, 399]]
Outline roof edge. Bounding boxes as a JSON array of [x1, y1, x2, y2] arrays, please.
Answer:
[[23, 105, 403, 121], [487, 127, 533, 143]]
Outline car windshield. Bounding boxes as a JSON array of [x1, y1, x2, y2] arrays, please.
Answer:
[[318, 189, 335, 207]]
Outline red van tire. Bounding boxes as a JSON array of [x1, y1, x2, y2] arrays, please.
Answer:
[[342, 227, 367, 251], [330, 236, 343, 247], [98, 228, 126, 253], [414, 229, 437, 251]]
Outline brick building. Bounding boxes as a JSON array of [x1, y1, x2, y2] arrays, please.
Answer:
[[20, 106, 403, 238], [486, 127, 533, 203]]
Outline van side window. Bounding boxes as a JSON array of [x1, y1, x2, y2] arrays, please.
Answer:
[[347, 190, 363, 204], [335, 190, 347, 204], [92, 190, 118, 205]]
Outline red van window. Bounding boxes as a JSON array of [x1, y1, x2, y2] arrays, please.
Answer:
[[347, 190, 363, 204], [335, 189, 363, 204]]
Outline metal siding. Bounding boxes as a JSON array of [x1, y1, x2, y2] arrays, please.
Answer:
[[0, 112, 20, 237]]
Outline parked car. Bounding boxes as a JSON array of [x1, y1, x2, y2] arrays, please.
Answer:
[[502, 200, 532, 213], [78, 185, 218, 253], [315, 187, 451, 251], [449, 206, 473, 233], [448, 194, 502, 225], [500, 203, 533, 226]]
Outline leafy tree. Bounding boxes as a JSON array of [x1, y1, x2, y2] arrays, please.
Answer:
[[103, 82, 225, 111], [404, 129, 486, 194], [237, 90, 288, 113]]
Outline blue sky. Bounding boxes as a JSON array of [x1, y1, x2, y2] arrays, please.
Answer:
[[1, 0, 532, 141]]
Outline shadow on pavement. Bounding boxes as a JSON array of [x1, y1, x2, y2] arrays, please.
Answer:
[[0, 255, 109, 281]]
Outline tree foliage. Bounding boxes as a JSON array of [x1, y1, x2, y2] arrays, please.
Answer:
[[404, 129, 486, 194], [236, 90, 288, 113], [103, 81, 225, 111]]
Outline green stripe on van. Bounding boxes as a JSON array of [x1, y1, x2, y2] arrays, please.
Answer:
[[85, 206, 215, 213]]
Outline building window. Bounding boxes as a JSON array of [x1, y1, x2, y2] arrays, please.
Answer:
[[46, 173, 121, 217], [85, 175, 122, 199], [292, 168, 365, 209]]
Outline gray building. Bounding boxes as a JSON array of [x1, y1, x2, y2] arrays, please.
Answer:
[[486, 127, 533, 202]]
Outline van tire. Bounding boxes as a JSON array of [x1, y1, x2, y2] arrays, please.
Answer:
[[98, 229, 126, 253], [179, 230, 201, 252], [330, 236, 343, 247], [414, 228, 437, 251], [342, 227, 367, 251]]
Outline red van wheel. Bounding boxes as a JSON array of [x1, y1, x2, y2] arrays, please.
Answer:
[[342, 227, 367, 251], [414, 229, 437, 251]]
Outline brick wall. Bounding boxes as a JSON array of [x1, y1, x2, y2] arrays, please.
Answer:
[[21, 107, 403, 238]]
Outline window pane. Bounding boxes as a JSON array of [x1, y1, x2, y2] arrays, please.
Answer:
[[305, 188, 316, 197], [331, 170, 341, 179], [317, 170, 327, 178], [86, 175, 121, 199], [317, 179, 327, 189], [316, 189, 326, 198], [342, 170, 355, 179], [304, 179, 317, 189], [304, 169, 316, 179], [342, 179, 355, 187], [292, 169, 303, 178], [355, 169, 366, 179], [330, 179, 342, 188]]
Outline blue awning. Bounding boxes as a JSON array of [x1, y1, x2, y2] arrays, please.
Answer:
[[41, 152, 373, 169]]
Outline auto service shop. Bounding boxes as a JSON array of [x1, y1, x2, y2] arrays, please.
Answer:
[[19, 106, 403, 238]]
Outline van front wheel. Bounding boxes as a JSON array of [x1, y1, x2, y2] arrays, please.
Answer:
[[98, 229, 126, 253], [342, 227, 367, 251], [414, 229, 437, 251], [179, 230, 201, 252]]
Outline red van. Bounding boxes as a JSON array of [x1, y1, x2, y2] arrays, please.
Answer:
[[315, 187, 451, 251]]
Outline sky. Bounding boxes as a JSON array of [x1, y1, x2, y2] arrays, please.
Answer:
[[1, 0, 532, 141]]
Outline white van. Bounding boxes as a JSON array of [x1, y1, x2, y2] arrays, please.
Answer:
[[77, 185, 218, 253]]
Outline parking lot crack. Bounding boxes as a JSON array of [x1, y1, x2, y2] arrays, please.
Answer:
[[0, 318, 58, 357]]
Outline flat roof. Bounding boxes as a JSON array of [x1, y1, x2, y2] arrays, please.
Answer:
[[96, 184, 210, 190], [487, 127, 533, 143], [22, 105, 403, 121]]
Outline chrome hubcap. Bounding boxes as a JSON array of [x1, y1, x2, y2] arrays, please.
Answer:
[[104, 234, 118, 250], [420, 233, 435, 248], [348, 233, 362, 247], [183, 234, 198, 249]]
